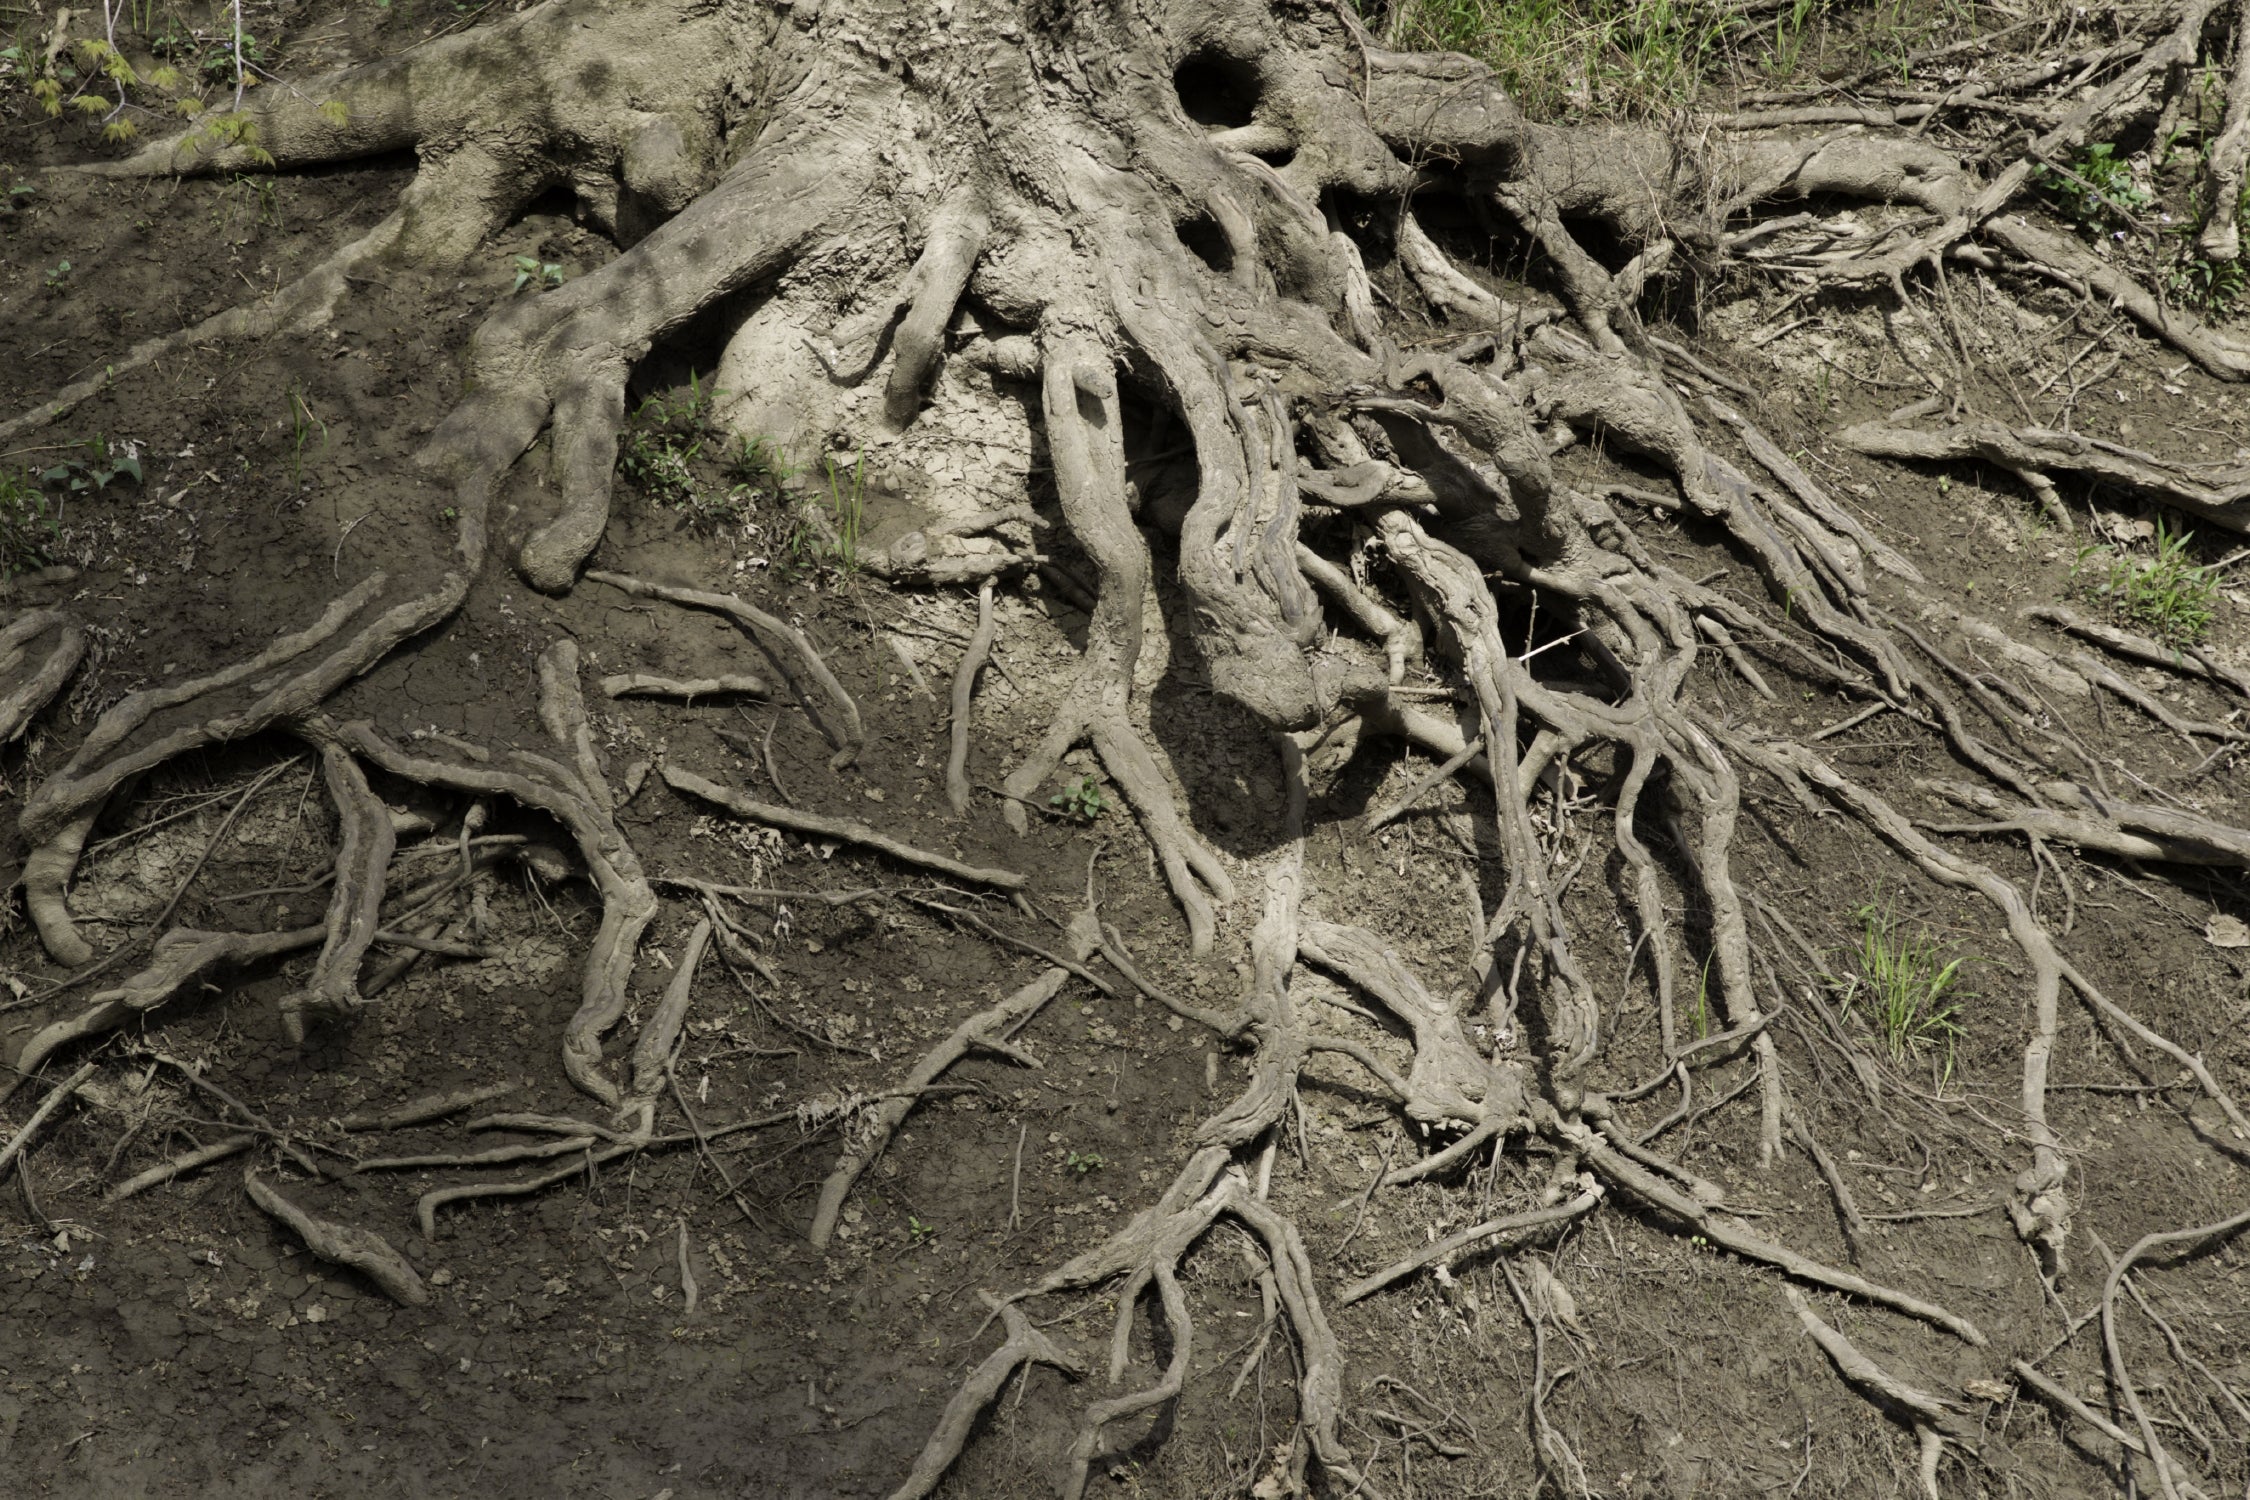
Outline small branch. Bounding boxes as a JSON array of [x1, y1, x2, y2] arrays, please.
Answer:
[[662, 765, 1027, 890], [0, 1064, 99, 1178]]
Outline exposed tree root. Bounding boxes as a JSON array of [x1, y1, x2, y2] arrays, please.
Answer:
[[0, 609, 86, 743], [598, 673, 769, 702], [884, 1296, 1087, 1500], [1786, 1287, 1967, 1500], [946, 580, 997, 817], [0, 1063, 97, 1177], [245, 1168, 430, 1306], [807, 914, 1093, 1249], [1841, 419, 2250, 535], [586, 573, 862, 763], [105, 1134, 255, 1204]]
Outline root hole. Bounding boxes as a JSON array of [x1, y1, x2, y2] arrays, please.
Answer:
[[1175, 213, 1236, 275], [1173, 52, 1260, 129]]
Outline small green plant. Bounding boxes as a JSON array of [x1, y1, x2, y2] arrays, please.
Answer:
[[1831, 898, 1970, 1081], [38, 434, 142, 497], [823, 449, 865, 571], [1065, 1149, 1106, 1176], [0, 468, 59, 578], [2033, 142, 2152, 232], [285, 388, 327, 487], [2072, 518, 2220, 645], [44, 259, 72, 289], [2, 181, 33, 215], [511, 254, 564, 293], [1049, 775, 1107, 823], [906, 1214, 935, 1245]]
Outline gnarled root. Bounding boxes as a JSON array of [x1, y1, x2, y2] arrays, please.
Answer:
[[998, 330, 1234, 956], [884, 1296, 1086, 1500], [245, 1168, 430, 1306], [316, 639, 656, 1105], [0, 609, 86, 743]]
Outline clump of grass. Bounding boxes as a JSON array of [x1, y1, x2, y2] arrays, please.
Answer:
[[825, 451, 865, 570], [615, 374, 779, 535], [2072, 518, 2220, 645], [1831, 898, 1970, 1082], [1366, 0, 1741, 120]]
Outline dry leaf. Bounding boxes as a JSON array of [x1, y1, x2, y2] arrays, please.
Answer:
[[2206, 914, 2249, 949]]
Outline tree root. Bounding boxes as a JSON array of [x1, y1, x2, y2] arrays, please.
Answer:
[[2026, 605, 2250, 700], [2011, 1360, 2218, 1500], [1338, 1185, 1602, 1305], [946, 581, 996, 816], [586, 573, 862, 766], [104, 1133, 255, 1204], [1785, 1287, 1966, 1500], [245, 1168, 430, 1306], [1839, 419, 2250, 534], [884, 1296, 1086, 1500], [0, 1063, 97, 1177], [598, 673, 770, 702], [319, 639, 656, 1106], [806, 916, 1092, 1249], [0, 609, 86, 743], [995, 333, 1237, 956], [5, 926, 324, 1102]]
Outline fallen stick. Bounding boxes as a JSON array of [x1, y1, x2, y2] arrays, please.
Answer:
[[662, 765, 1028, 891], [0, 1064, 99, 1177], [106, 1133, 256, 1203], [245, 1168, 430, 1306]]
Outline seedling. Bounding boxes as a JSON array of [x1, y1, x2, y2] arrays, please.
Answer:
[[823, 448, 865, 571], [1049, 775, 1106, 823], [2033, 142, 2151, 232], [44, 259, 72, 289], [2, 181, 33, 214], [906, 1214, 935, 1245], [39, 435, 142, 497], [511, 254, 564, 293], [286, 388, 327, 487], [1830, 898, 1971, 1082], [1065, 1149, 1105, 1176], [2072, 518, 2220, 645]]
